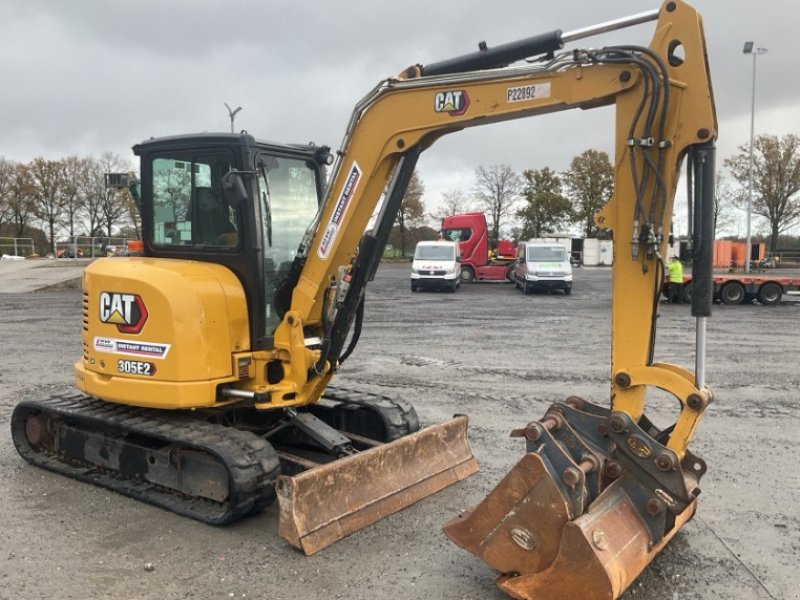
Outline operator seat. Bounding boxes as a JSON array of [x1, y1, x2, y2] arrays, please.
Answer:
[[196, 187, 237, 246]]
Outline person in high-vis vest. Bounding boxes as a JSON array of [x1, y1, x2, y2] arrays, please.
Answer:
[[667, 256, 684, 304]]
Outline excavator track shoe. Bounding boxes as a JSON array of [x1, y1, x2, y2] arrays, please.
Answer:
[[277, 414, 478, 555], [11, 393, 280, 524]]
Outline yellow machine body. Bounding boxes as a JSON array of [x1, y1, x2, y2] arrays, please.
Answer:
[[76, 257, 249, 408]]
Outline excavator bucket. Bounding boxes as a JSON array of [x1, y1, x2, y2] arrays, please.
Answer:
[[277, 415, 478, 555], [444, 399, 704, 600]]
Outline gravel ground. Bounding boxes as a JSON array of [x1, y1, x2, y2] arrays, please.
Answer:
[[0, 264, 797, 600]]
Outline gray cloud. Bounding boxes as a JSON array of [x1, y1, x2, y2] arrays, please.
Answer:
[[1, 0, 797, 218]]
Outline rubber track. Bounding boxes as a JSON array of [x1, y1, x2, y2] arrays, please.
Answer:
[[11, 392, 281, 525], [322, 384, 420, 440]]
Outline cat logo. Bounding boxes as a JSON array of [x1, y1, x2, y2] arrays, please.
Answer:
[[434, 90, 470, 116], [99, 292, 148, 334]]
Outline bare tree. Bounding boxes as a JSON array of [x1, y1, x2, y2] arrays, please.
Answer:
[[713, 174, 739, 237], [8, 163, 35, 238], [428, 189, 473, 224], [61, 156, 91, 238], [0, 157, 14, 231], [395, 171, 426, 257], [29, 157, 67, 253], [473, 164, 522, 242], [563, 149, 613, 238], [96, 152, 134, 237], [724, 133, 800, 252]]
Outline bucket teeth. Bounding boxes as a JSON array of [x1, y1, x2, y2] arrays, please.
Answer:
[[277, 415, 478, 555]]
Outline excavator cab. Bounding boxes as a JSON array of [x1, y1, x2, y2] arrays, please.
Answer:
[[133, 133, 328, 347]]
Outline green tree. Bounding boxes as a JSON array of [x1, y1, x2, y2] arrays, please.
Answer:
[[473, 164, 522, 242], [517, 167, 574, 239], [724, 133, 800, 252], [563, 149, 613, 238], [395, 171, 425, 257]]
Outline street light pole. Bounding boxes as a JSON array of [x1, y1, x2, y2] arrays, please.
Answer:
[[742, 42, 767, 273], [225, 102, 242, 133]]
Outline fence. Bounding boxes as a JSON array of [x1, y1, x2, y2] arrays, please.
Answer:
[[0, 237, 35, 257]]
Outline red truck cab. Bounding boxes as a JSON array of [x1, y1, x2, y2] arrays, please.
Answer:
[[441, 212, 515, 282]]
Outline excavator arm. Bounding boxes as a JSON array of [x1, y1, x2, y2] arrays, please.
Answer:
[[277, 0, 715, 450], [274, 1, 716, 596]]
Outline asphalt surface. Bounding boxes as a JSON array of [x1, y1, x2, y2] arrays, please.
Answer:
[[0, 263, 797, 600], [0, 257, 85, 293]]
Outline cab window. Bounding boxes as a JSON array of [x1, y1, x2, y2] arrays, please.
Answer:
[[258, 154, 320, 334], [149, 152, 239, 249], [442, 227, 472, 243]]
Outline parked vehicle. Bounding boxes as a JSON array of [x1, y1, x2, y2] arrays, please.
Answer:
[[410, 240, 461, 292], [514, 241, 573, 295], [56, 244, 83, 258], [668, 273, 800, 305], [441, 212, 515, 283]]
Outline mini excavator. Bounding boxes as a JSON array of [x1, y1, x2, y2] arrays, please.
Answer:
[[12, 1, 716, 598]]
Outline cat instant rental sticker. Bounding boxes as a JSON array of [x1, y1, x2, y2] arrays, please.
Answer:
[[318, 162, 362, 259]]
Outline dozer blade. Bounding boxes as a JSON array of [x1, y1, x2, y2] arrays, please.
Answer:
[[444, 453, 696, 600], [276, 415, 478, 555]]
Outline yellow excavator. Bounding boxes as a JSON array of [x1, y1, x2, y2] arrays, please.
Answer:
[[12, 1, 715, 597]]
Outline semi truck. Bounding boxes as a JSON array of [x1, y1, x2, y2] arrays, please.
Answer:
[[440, 212, 515, 282]]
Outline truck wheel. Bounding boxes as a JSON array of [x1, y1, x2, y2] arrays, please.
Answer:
[[720, 282, 746, 305], [757, 282, 782, 305], [681, 282, 693, 304], [460, 266, 475, 283]]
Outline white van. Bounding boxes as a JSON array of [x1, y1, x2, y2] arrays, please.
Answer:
[[514, 242, 573, 295], [410, 241, 461, 292]]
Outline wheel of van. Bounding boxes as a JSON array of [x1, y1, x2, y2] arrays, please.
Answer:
[[681, 282, 693, 304], [564, 286, 572, 296], [523, 282, 532, 295], [460, 266, 475, 283], [720, 282, 746, 305], [757, 282, 782, 305], [505, 265, 515, 283], [411, 283, 418, 292]]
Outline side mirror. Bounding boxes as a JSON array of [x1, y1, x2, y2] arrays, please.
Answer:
[[221, 170, 249, 208]]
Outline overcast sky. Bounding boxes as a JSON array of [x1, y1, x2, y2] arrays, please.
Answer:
[[1, 0, 797, 236]]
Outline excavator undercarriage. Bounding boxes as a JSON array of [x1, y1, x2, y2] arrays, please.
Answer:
[[13, 386, 477, 554]]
